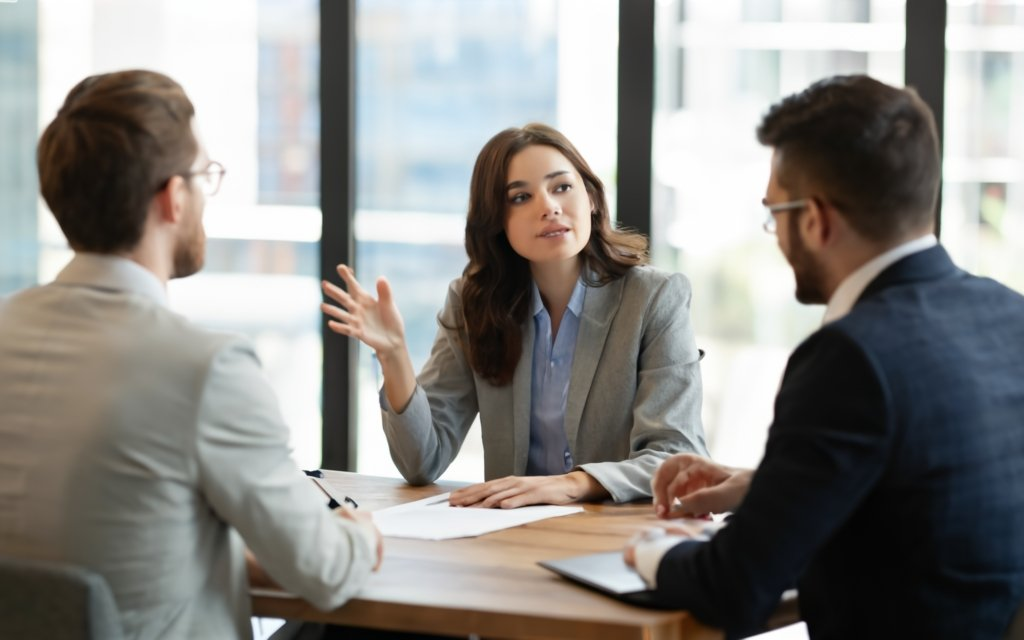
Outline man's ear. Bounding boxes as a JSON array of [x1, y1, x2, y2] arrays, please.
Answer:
[[153, 175, 187, 224], [801, 196, 834, 250]]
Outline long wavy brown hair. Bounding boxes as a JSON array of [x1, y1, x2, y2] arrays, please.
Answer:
[[459, 123, 648, 386]]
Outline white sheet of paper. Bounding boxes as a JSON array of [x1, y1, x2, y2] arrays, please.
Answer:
[[371, 492, 584, 540]]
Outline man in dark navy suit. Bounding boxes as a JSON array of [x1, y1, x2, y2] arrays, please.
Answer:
[[626, 75, 1024, 639]]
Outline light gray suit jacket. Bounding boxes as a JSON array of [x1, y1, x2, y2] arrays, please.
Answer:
[[382, 265, 707, 502], [0, 255, 374, 640]]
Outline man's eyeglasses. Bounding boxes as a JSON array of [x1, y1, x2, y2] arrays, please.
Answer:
[[183, 161, 227, 197], [762, 198, 808, 234]]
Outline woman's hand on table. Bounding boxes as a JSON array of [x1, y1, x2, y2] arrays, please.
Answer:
[[448, 471, 607, 508]]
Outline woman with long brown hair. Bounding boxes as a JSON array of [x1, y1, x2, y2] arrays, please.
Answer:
[[322, 123, 706, 507]]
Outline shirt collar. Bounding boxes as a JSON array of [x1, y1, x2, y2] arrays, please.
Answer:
[[54, 253, 169, 307], [823, 234, 937, 325], [531, 277, 587, 319]]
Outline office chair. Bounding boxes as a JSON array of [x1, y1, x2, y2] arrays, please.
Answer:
[[0, 556, 123, 640], [1007, 596, 1024, 640]]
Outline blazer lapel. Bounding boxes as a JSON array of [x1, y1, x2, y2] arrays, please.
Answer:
[[511, 315, 535, 474], [564, 277, 623, 452], [858, 245, 960, 304]]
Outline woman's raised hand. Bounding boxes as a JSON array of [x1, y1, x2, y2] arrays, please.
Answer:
[[322, 264, 418, 412], [321, 264, 406, 357]]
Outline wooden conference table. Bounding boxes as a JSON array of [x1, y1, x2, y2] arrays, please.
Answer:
[[251, 471, 799, 639]]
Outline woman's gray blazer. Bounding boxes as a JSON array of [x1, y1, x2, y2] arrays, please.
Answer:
[[381, 265, 707, 502]]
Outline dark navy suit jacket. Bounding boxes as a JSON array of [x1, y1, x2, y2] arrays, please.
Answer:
[[654, 246, 1024, 639]]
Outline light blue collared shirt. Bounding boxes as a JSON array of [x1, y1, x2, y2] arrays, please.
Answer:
[[526, 278, 586, 476]]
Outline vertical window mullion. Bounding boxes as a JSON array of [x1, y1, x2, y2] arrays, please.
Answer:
[[905, 0, 947, 236], [320, 0, 358, 470], [617, 0, 656, 239]]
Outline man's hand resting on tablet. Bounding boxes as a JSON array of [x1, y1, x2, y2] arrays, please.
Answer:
[[623, 521, 710, 569], [449, 471, 608, 508], [652, 453, 754, 519]]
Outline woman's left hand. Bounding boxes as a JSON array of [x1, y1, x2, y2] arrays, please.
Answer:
[[448, 471, 607, 508]]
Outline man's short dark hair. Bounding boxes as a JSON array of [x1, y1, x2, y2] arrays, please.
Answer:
[[757, 74, 940, 242], [37, 70, 197, 253]]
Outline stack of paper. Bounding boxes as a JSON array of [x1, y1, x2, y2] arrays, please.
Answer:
[[371, 493, 583, 540]]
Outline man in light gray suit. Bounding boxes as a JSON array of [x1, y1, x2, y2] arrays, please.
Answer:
[[0, 70, 381, 639]]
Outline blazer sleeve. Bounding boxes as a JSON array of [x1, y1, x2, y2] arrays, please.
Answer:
[[650, 328, 891, 635], [380, 281, 479, 485], [195, 338, 376, 611], [578, 272, 708, 502]]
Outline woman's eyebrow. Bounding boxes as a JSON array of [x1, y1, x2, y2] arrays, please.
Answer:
[[506, 170, 570, 191]]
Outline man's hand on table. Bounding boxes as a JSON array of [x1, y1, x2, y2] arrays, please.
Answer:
[[338, 505, 383, 570]]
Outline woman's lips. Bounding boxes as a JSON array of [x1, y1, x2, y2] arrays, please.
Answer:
[[538, 225, 570, 238]]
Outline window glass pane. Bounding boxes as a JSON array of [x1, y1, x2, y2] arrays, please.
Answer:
[[943, 0, 1024, 294], [652, 0, 906, 467], [21, 0, 323, 467], [0, 1, 38, 296], [353, 0, 618, 480]]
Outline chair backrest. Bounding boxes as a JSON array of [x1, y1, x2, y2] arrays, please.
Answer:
[[1007, 596, 1024, 640], [0, 556, 124, 640]]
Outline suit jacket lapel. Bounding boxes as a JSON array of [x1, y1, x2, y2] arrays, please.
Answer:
[[858, 245, 960, 304], [511, 315, 535, 474], [564, 277, 623, 452]]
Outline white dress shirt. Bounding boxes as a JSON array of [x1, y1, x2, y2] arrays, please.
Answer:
[[822, 234, 937, 324]]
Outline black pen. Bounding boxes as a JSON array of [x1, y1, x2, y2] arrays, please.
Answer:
[[325, 493, 359, 510], [304, 470, 358, 509], [339, 495, 359, 509]]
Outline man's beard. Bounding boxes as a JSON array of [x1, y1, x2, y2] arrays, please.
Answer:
[[786, 214, 828, 305], [171, 211, 205, 279]]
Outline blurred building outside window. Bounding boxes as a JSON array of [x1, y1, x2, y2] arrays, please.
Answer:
[[943, 0, 1024, 294], [352, 0, 619, 481], [651, 0, 907, 468], [5, 0, 1020, 486], [14, 0, 324, 467]]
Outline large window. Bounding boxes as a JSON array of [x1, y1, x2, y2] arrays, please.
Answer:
[[3, 0, 324, 467], [0, 1, 38, 296], [942, 0, 1024, 293], [651, 0, 907, 467], [351, 0, 618, 479], [7, 1, 1022, 485]]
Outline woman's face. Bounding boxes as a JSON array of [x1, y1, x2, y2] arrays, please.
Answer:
[[503, 144, 593, 267]]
